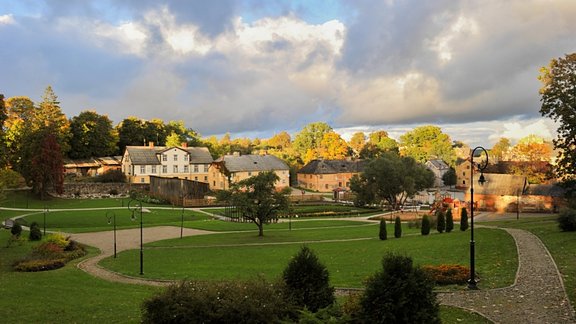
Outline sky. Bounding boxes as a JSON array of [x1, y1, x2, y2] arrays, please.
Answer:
[[1, 0, 574, 147]]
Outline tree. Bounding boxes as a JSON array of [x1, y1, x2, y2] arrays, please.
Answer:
[[217, 172, 290, 237], [445, 208, 454, 233], [399, 125, 456, 166], [318, 132, 350, 160], [379, 219, 387, 240], [436, 209, 445, 233], [539, 53, 576, 179], [29, 131, 65, 199], [4, 97, 36, 169], [394, 216, 402, 238], [165, 132, 184, 147], [69, 110, 118, 158], [421, 215, 431, 235], [349, 132, 366, 155], [267, 131, 292, 149], [350, 152, 434, 209], [460, 207, 469, 231], [34, 86, 71, 155], [358, 253, 440, 323], [292, 122, 333, 163], [0, 94, 7, 167], [368, 130, 399, 152], [282, 246, 335, 312], [442, 168, 457, 188], [491, 137, 511, 161]]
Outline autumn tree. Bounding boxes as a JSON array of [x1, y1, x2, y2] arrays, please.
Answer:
[[318, 132, 350, 160], [350, 152, 434, 209], [216, 172, 290, 237], [293, 122, 333, 163], [29, 131, 65, 199], [267, 131, 291, 150], [69, 110, 118, 158], [349, 132, 366, 156], [539, 53, 576, 179], [399, 125, 456, 166], [4, 96, 35, 171], [491, 137, 511, 161], [34, 86, 71, 154]]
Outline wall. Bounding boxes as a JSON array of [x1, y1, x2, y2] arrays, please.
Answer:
[[53, 183, 148, 198]]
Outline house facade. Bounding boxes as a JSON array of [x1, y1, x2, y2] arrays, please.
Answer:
[[425, 159, 450, 187], [121, 143, 213, 184], [297, 159, 366, 192], [208, 153, 290, 190], [455, 158, 471, 189]]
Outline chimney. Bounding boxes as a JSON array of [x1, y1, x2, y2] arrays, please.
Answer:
[[149, 142, 154, 148], [181, 142, 188, 148]]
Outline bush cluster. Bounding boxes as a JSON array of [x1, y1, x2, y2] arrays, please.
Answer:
[[13, 235, 86, 272], [422, 264, 470, 285], [557, 208, 576, 232]]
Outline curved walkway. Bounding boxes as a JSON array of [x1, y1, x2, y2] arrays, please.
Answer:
[[437, 226, 575, 323]]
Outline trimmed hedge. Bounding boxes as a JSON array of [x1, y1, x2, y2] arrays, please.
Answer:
[[422, 264, 470, 285]]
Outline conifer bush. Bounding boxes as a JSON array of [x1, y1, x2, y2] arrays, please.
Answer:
[[394, 216, 402, 238], [460, 208, 469, 231], [282, 246, 335, 312], [557, 208, 576, 232], [379, 219, 387, 240], [436, 210, 445, 233], [29, 222, 42, 241], [445, 208, 454, 233], [421, 215, 431, 235], [10, 222, 22, 237], [357, 253, 440, 323]]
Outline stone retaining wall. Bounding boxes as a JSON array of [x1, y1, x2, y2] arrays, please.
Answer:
[[53, 183, 149, 199]]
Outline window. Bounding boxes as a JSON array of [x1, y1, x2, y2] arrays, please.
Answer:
[[184, 165, 189, 172], [195, 176, 198, 181], [173, 165, 178, 173], [184, 155, 188, 161], [162, 154, 167, 161], [140, 166, 145, 174], [151, 166, 156, 173], [162, 166, 167, 173], [174, 154, 178, 161], [204, 176, 208, 181], [248, 172, 252, 176], [194, 165, 199, 173], [325, 184, 329, 189], [204, 165, 209, 172], [140, 178, 145, 183]]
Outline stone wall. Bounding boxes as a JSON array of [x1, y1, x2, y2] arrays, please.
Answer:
[[53, 183, 149, 199]]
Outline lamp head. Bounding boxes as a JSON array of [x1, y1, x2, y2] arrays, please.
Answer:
[[478, 173, 486, 185]]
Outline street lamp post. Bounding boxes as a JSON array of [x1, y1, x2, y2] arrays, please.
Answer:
[[43, 206, 48, 236], [128, 198, 144, 275], [106, 211, 117, 258], [180, 194, 186, 239], [469, 146, 488, 290]]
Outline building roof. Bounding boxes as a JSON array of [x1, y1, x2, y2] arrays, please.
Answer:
[[124, 146, 213, 165], [96, 156, 122, 165], [426, 159, 449, 170], [63, 158, 100, 168], [217, 154, 289, 172], [473, 173, 527, 196], [297, 159, 367, 174], [526, 183, 565, 197]]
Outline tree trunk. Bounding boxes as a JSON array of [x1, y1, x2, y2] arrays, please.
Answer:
[[258, 224, 264, 237]]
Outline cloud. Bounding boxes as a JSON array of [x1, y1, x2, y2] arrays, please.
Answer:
[[0, 14, 15, 25]]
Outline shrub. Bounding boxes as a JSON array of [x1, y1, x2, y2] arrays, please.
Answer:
[[436, 210, 445, 233], [460, 208, 469, 231], [282, 246, 335, 312], [95, 169, 126, 183], [108, 189, 119, 196], [34, 242, 66, 259], [445, 208, 454, 233], [45, 233, 69, 249], [379, 219, 387, 240], [422, 264, 470, 285], [13, 258, 66, 272], [357, 253, 440, 323], [421, 215, 431, 235], [142, 279, 294, 324], [10, 222, 22, 237], [29, 222, 42, 241], [557, 208, 576, 232], [394, 216, 402, 238]]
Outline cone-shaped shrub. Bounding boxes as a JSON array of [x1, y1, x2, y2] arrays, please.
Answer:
[[436, 210, 445, 233], [10, 222, 22, 237], [421, 215, 431, 235], [446, 209, 454, 233], [282, 246, 335, 312], [460, 208, 469, 231], [358, 253, 440, 323], [394, 217, 402, 238], [379, 219, 387, 240], [29, 222, 42, 241]]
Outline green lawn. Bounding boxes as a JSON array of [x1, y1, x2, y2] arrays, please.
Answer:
[[479, 215, 576, 310], [102, 226, 517, 289]]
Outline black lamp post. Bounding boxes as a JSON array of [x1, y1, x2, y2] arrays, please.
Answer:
[[106, 211, 117, 258], [180, 194, 186, 239], [43, 206, 48, 236], [128, 199, 144, 275], [469, 146, 488, 290]]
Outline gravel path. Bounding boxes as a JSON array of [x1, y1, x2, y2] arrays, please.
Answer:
[[437, 227, 576, 323]]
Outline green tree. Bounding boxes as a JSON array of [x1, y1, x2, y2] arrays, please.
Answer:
[[539, 53, 576, 179], [460, 208, 469, 231], [292, 122, 333, 163], [369, 130, 399, 152], [446, 208, 454, 233], [282, 246, 335, 312], [116, 117, 147, 153], [217, 172, 290, 236], [379, 219, 387, 240], [34, 86, 71, 155], [165, 132, 184, 147], [350, 152, 434, 209], [436, 209, 445, 233], [69, 110, 118, 158], [4, 97, 35, 168], [0, 94, 7, 167], [491, 137, 511, 161], [358, 253, 440, 323], [394, 216, 402, 238], [421, 215, 431, 235], [399, 125, 456, 166], [442, 168, 457, 188]]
